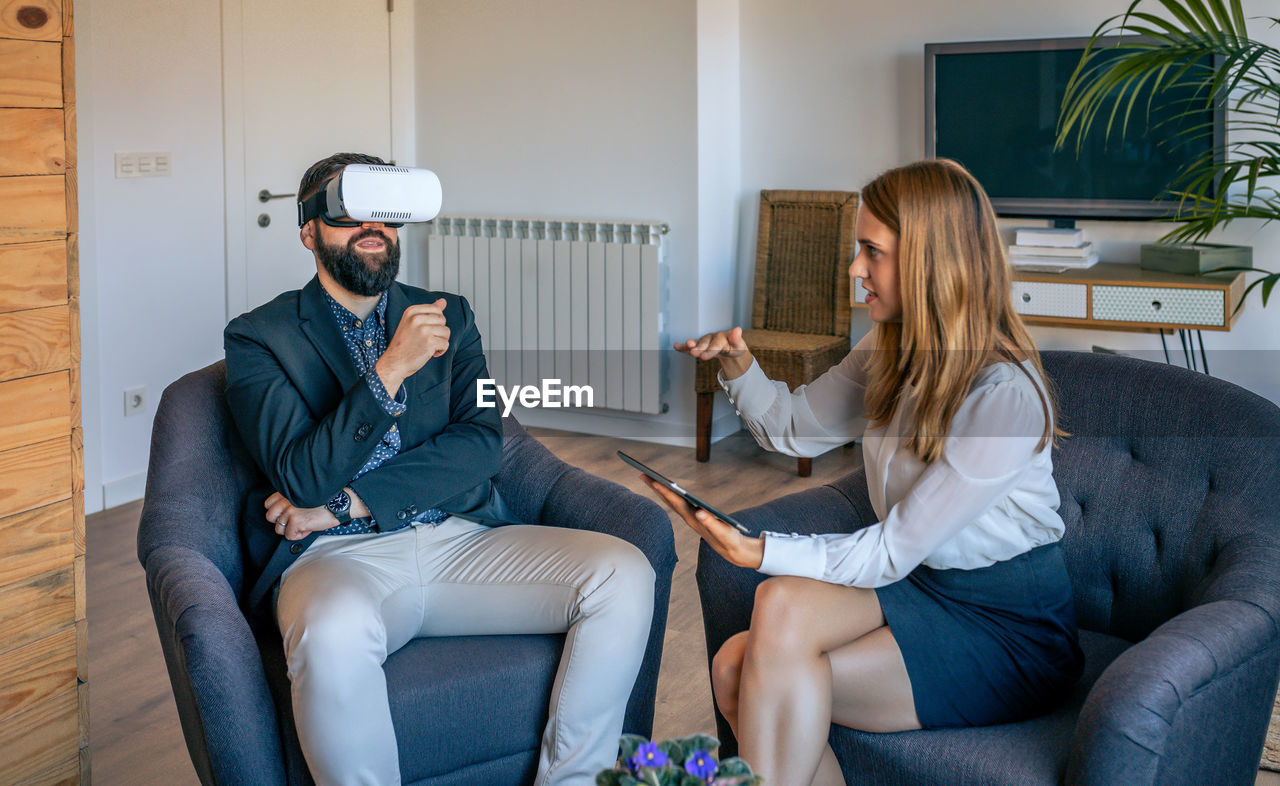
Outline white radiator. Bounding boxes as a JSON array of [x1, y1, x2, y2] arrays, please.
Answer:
[[424, 216, 667, 415]]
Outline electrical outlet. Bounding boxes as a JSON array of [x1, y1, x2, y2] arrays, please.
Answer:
[[124, 386, 148, 417], [115, 152, 173, 178]]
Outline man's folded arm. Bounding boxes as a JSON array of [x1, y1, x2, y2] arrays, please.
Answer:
[[224, 317, 391, 508], [349, 297, 502, 525]]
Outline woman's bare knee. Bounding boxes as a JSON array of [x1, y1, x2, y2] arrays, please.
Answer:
[[748, 577, 817, 657], [711, 632, 748, 720]]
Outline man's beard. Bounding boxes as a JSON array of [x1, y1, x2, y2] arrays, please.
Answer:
[[316, 228, 401, 296]]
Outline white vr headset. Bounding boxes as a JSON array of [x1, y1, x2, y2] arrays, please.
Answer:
[[297, 164, 442, 228]]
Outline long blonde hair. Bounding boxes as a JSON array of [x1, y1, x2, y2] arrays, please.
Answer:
[[861, 159, 1061, 463]]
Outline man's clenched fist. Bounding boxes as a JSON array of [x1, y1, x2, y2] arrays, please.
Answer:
[[376, 298, 450, 393]]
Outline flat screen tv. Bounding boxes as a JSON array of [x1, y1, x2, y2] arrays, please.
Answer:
[[925, 37, 1224, 220]]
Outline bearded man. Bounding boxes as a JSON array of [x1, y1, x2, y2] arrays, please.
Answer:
[[222, 152, 655, 786]]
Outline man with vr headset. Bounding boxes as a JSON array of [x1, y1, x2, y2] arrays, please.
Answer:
[[223, 152, 655, 785]]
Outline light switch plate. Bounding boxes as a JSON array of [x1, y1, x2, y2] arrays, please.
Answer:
[[115, 152, 172, 178]]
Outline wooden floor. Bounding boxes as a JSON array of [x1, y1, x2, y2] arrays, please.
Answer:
[[86, 428, 862, 784]]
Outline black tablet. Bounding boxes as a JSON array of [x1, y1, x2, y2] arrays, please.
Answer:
[[617, 450, 751, 535]]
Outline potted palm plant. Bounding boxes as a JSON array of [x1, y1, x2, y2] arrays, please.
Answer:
[[1055, 0, 1280, 310]]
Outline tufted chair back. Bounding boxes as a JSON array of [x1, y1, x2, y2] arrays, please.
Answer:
[[1041, 351, 1280, 643]]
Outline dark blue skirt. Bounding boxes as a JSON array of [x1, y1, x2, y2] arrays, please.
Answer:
[[875, 541, 1084, 729]]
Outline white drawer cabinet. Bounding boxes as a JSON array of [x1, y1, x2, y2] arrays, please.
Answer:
[[852, 264, 1244, 334], [1093, 285, 1225, 327], [1012, 281, 1088, 319]]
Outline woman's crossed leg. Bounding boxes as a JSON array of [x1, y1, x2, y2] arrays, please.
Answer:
[[711, 576, 921, 786]]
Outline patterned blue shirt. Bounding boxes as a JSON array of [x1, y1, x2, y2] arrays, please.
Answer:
[[318, 289, 449, 535]]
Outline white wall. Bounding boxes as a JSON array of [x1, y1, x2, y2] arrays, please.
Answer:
[[697, 0, 742, 335], [78, 0, 228, 513], [74, 0, 1280, 512], [413, 0, 720, 442], [737, 0, 1280, 406]]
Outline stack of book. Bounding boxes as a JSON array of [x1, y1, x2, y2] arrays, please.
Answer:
[[1008, 227, 1098, 271]]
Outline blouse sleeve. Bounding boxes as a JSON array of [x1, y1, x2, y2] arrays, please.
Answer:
[[757, 372, 1047, 587], [718, 332, 874, 458]]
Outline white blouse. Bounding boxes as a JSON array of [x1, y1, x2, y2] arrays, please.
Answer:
[[719, 332, 1065, 588]]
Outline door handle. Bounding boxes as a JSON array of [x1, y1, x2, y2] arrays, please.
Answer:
[[258, 189, 296, 203]]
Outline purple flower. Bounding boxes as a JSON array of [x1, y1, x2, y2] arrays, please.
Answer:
[[628, 742, 669, 771], [685, 749, 717, 780]]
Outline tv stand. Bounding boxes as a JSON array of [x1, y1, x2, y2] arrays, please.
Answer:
[[852, 264, 1246, 373]]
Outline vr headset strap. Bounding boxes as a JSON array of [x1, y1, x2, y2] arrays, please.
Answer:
[[296, 189, 330, 227]]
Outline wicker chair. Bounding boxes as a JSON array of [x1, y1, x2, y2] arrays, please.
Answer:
[[695, 189, 857, 476]]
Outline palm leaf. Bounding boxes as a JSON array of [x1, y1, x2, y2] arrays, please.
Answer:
[[1056, 0, 1280, 308]]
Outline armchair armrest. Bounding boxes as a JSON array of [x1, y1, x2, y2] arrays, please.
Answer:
[[493, 416, 676, 571], [1067, 598, 1280, 786], [144, 544, 287, 786], [542, 467, 676, 573]]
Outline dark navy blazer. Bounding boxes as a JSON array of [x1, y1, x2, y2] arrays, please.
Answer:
[[224, 276, 517, 616]]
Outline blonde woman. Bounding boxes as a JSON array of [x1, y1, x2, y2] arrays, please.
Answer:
[[646, 159, 1084, 786]]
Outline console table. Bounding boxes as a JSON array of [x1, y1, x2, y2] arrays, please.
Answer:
[[853, 263, 1246, 373]]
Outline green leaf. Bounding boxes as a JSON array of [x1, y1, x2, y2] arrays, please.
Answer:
[[715, 757, 756, 777], [677, 772, 705, 786], [597, 771, 626, 786], [1261, 273, 1279, 306], [658, 739, 686, 764], [619, 734, 650, 763], [682, 734, 721, 756]]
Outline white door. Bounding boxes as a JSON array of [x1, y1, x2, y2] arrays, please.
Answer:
[[223, 0, 395, 316]]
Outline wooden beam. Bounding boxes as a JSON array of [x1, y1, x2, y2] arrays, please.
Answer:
[[0, 498, 74, 597], [0, 436, 72, 516], [61, 28, 74, 107], [0, 0, 62, 42], [70, 424, 82, 494], [73, 554, 84, 622], [0, 685, 78, 783], [0, 108, 64, 175], [71, 490, 82, 558], [0, 174, 66, 242], [62, 157, 76, 235], [68, 293, 79, 421], [0, 565, 75, 654], [0, 39, 61, 108], [0, 371, 71, 452], [0, 304, 72, 382], [0, 626, 76, 722], [65, 232, 77, 298], [0, 240, 66, 311]]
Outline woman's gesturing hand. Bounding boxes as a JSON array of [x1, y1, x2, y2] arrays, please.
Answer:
[[674, 326, 753, 380], [641, 474, 764, 570]]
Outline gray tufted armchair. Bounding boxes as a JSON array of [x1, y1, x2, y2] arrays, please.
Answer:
[[138, 360, 677, 785], [697, 350, 1280, 784]]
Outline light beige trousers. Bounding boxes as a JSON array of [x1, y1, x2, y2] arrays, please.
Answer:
[[275, 516, 655, 786]]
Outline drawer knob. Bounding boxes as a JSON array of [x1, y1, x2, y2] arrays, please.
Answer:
[[1022, 292, 1032, 303], [1151, 300, 1162, 311]]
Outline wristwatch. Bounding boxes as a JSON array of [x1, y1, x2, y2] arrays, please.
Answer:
[[325, 489, 352, 525]]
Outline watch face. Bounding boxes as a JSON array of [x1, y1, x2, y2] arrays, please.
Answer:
[[327, 490, 351, 515]]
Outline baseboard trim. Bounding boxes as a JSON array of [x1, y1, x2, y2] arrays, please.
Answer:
[[103, 472, 146, 510]]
